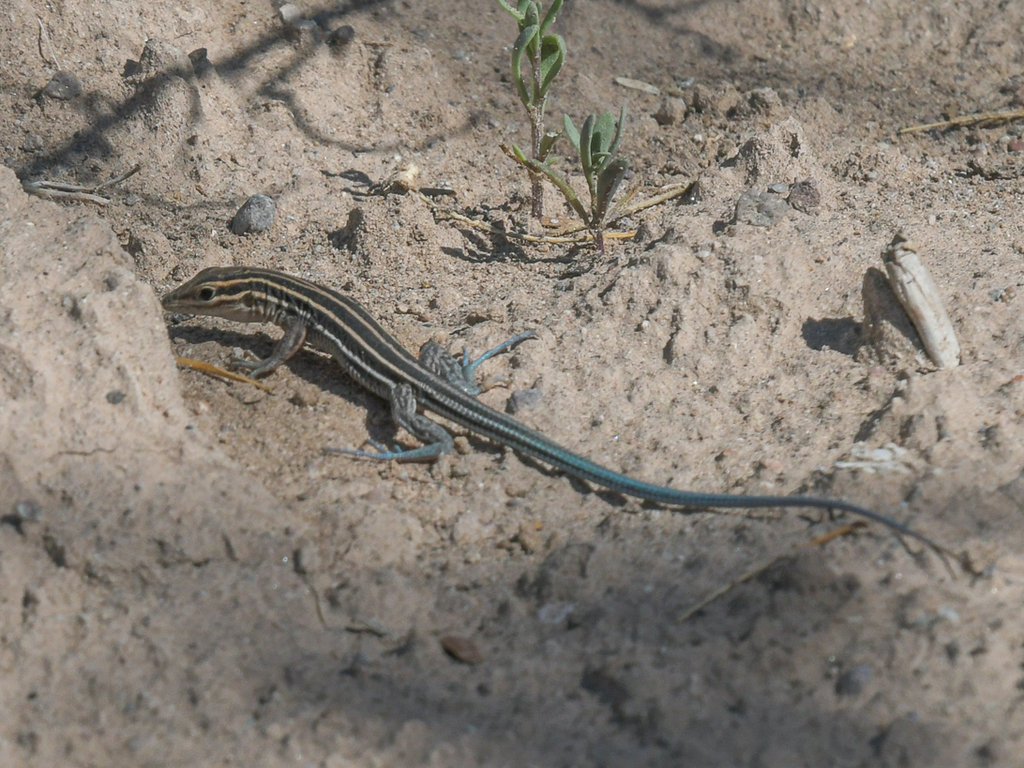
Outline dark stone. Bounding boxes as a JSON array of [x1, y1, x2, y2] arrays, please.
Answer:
[[230, 194, 276, 235], [835, 664, 874, 696], [43, 71, 82, 100]]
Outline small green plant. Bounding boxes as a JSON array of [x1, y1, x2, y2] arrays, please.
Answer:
[[507, 107, 629, 251], [496, 0, 566, 219]]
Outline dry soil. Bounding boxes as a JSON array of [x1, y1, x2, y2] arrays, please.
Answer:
[[2, 1, 1024, 766]]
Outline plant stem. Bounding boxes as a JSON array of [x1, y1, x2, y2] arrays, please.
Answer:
[[529, 107, 544, 219], [529, 42, 545, 219]]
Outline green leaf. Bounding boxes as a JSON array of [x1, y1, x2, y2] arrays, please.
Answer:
[[562, 114, 580, 152], [604, 106, 627, 165], [538, 34, 565, 96], [584, 107, 626, 173], [511, 25, 538, 106], [589, 111, 618, 172], [538, 0, 563, 34], [594, 157, 628, 222], [578, 113, 596, 179], [510, 143, 531, 164], [522, 2, 540, 33], [538, 130, 561, 160], [496, 0, 522, 20], [591, 111, 615, 150]]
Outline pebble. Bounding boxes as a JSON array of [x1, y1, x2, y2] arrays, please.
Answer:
[[291, 541, 319, 574], [787, 179, 821, 214], [328, 25, 356, 47], [734, 188, 790, 227], [441, 635, 484, 665], [278, 3, 302, 23], [43, 71, 82, 100], [936, 605, 960, 624], [514, 521, 542, 553], [288, 384, 320, 408], [14, 500, 40, 523], [230, 194, 276, 235], [279, 3, 317, 32], [508, 387, 543, 414], [835, 664, 874, 696], [537, 602, 574, 625]]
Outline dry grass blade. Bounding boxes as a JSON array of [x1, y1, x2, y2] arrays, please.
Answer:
[[22, 164, 141, 205], [174, 357, 275, 392], [618, 181, 693, 217], [898, 109, 1024, 135], [37, 17, 64, 70], [416, 191, 635, 245]]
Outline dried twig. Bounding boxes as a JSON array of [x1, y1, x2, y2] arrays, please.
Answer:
[[414, 191, 636, 245], [95, 164, 142, 191], [677, 522, 867, 622], [413, 180, 689, 248], [22, 164, 141, 205], [898, 109, 1024, 135]]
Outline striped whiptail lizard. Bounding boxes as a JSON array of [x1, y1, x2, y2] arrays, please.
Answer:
[[162, 266, 954, 560]]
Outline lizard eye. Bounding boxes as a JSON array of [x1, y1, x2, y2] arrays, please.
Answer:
[[198, 287, 216, 301]]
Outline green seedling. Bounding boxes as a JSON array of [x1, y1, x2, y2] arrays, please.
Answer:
[[507, 106, 629, 251], [497, 0, 566, 219]]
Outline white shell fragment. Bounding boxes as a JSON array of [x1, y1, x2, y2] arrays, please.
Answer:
[[881, 233, 961, 369], [370, 163, 420, 195]]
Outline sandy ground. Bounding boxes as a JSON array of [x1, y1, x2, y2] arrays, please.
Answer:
[[2, 0, 1024, 766]]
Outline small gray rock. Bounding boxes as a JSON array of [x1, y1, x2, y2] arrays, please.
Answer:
[[508, 387, 543, 415], [835, 664, 874, 696], [654, 97, 687, 126], [734, 188, 789, 227], [328, 25, 356, 47], [43, 71, 82, 100], [279, 3, 317, 31], [231, 194, 276, 235], [14, 500, 41, 523], [279, 3, 302, 23]]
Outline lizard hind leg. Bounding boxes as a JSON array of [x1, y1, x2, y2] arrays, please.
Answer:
[[419, 330, 537, 395]]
